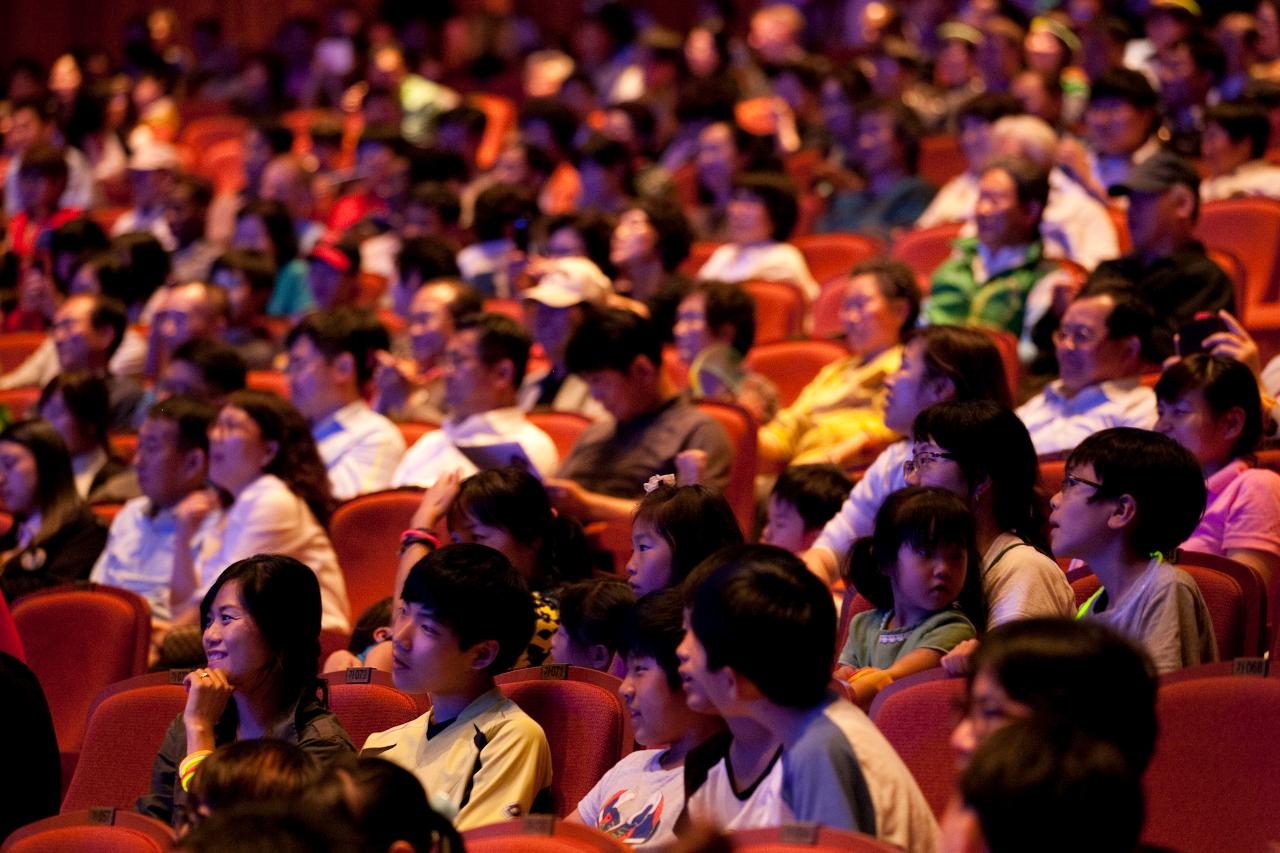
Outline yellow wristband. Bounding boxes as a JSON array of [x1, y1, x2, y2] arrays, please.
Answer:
[[179, 749, 214, 792]]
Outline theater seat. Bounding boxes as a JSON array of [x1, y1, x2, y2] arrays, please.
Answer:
[[744, 339, 849, 408], [463, 816, 628, 851], [868, 669, 964, 818], [694, 401, 759, 535], [329, 489, 424, 620], [527, 411, 592, 460], [495, 665, 632, 818], [322, 668, 422, 750], [4, 809, 175, 853], [728, 825, 900, 851], [741, 280, 806, 344], [791, 233, 882, 285]]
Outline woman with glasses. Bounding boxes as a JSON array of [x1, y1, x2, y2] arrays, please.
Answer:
[[904, 401, 1075, 672]]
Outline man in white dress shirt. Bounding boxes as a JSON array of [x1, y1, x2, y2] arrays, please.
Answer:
[[1017, 282, 1158, 457], [392, 313, 558, 487], [286, 308, 406, 501]]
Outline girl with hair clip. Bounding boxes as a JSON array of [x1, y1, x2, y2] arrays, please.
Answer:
[[139, 554, 355, 827], [627, 480, 744, 598], [172, 390, 350, 636], [1156, 353, 1280, 589], [835, 486, 987, 708], [0, 418, 107, 602], [395, 465, 593, 669], [905, 400, 1074, 674]]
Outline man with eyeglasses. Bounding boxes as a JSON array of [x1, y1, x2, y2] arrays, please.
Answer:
[[1016, 281, 1157, 456]]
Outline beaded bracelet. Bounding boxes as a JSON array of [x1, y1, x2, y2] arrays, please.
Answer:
[[179, 749, 214, 792]]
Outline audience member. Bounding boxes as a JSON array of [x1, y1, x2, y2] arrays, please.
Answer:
[[518, 257, 611, 419], [1050, 427, 1216, 673], [362, 544, 552, 830], [627, 482, 743, 597], [165, 174, 221, 284], [391, 313, 558, 487], [286, 309, 405, 500], [37, 371, 132, 500], [0, 652, 60, 842], [675, 280, 779, 423], [138, 554, 355, 827], [761, 464, 851, 553], [610, 198, 695, 341], [549, 578, 635, 671], [156, 339, 248, 407], [1200, 101, 1280, 201], [208, 250, 278, 370]]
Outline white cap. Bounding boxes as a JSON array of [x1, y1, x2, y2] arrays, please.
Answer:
[[523, 257, 612, 308]]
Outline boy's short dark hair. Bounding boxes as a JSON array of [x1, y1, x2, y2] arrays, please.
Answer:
[[170, 338, 248, 397], [771, 464, 852, 531], [408, 181, 462, 228], [401, 543, 535, 674], [456, 312, 533, 387], [286, 307, 390, 388], [147, 394, 217, 453], [1075, 278, 1159, 365], [731, 172, 799, 241], [688, 544, 836, 709], [620, 588, 687, 690], [1066, 427, 1206, 557], [566, 307, 663, 377], [961, 719, 1144, 853], [1089, 68, 1159, 111], [693, 280, 756, 356], [557, 578, 635, 660], [1206, 101, 1272, 160]]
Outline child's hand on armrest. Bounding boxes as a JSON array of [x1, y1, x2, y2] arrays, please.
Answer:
[[941, 638, 979, 677]]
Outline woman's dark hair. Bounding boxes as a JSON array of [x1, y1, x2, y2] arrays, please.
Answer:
[[542, 211, 619, 279], [448, 466, 591, 590], [912, 401, 1051, 554], [50, 216, 109, 290], [909, 325, 1014, 409], [847, 486, 987, 630], [691, 279, 756, 356], [189, 740, 320, 815], [969, 618, 1158, 773], [237, 199, 299, 268], [1155, 353, 1263, 461], [72, 251, 128, 305], [222, 390, 336, 527], [38, 370, 111, 451], [624, 198, 693, 272], [111, 231, 171, 309], [557, 578, 635, 661], [619, 587, 687, 690], [199, 554, 323, 702], [0, 419, 81, 542], [315, 757, 464, 853], [851, 258, 922, 339], [634, 483, 744, 589], [731, 171, 799, 241]]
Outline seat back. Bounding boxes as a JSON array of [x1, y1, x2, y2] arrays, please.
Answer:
[[1174, 551, 1267, 659], [791, 233, 882, 285], [867, 669, 964, 818], [495, 665, 632, 818], [329, 489, 424, 619], [971, 326, 1020, 404], [0, 386, 41, 420], [679, 242, 722, 277], [741, 280, 806, 344], [836, 586, 875, 656], [13, 586, 150, 758], [245, 370, 290, 399], [4, 809, 176, 853], [463, 816, 628, 851], [1206, 247, 1248, 323], [1037, 458, 1067, 498], [693, 401, 759, 535], [396, 421, 439, 449], [1194, 197, 1280, 307], [744, 340, 848, 408], [1143, 676, 1280, 853], [918, 135, 967, 187], [890, 223, 962, 291], [0, 331, 48, 373], [728, 825, 900, 851], [466, 93, 516, 172], [527, 411, 593, 460], [62, 673, 188, 813], [811, 276, 848, 340], [322, 669, 422, 750]]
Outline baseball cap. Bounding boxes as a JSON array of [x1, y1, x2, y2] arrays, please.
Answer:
[[1108, 150, 1201, 197], [523, 257, 611, 308]]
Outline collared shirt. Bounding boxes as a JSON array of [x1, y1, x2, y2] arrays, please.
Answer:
[[362, 687, 552, 831], [1088, 136, 1162, 193], [313, 400, 406, 501], [1015, 377, 1157, 456], [90, 495, 213, 621], [1182, 460, 1280, 559], [71, 448, 109, 499], [696, 242, 820, 301], [1200, 159, 1280, 203], [391, 406, 559, 488], [517, 368, 608, 421], [926, 237, 1056, 335], [196, 474, 350, 633]]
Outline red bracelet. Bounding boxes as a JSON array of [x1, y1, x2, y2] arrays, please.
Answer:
[[399, 528, 441, 555]]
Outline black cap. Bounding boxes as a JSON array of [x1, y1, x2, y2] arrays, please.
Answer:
[[1108, 150, 1201, 197]]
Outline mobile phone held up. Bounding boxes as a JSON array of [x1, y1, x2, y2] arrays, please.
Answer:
[[1176, 312, 1227, 357]]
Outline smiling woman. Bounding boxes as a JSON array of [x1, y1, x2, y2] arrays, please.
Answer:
[[138, 554, 355, 828]]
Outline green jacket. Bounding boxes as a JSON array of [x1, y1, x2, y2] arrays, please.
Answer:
[[925, 237, 1055, 335]]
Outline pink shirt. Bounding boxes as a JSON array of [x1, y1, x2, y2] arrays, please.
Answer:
[[1181, 460, 1280, 557]]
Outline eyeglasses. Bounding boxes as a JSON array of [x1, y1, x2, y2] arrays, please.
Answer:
[[1061, 472, 1104, 493], [903, 449, 956, 476], [1052, 325, 1101, 347]]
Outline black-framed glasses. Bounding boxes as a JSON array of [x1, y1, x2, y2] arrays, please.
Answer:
[[903, 450, 956, 476], [1061, 472, 1104, 493]]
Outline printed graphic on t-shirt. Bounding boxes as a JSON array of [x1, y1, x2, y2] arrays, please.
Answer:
[[595, 787, 666, 844]]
